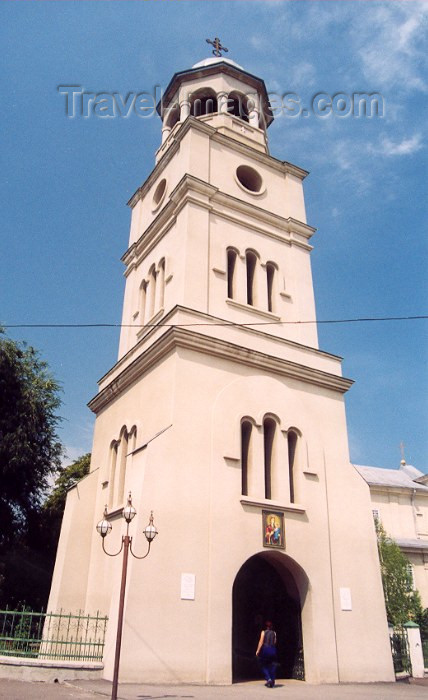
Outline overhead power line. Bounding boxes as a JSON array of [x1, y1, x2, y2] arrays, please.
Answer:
[[2, 315, 427, 330]]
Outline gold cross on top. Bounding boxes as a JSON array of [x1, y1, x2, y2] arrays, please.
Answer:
[[206, 37, 229, 58]]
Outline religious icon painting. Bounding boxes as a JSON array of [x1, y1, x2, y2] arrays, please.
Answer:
[[262, 510, 285, 549]]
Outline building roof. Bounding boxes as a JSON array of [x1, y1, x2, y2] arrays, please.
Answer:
[[192, 57, 244, 70], [395, 538, 428, 552], [354, 463, 428, 492]]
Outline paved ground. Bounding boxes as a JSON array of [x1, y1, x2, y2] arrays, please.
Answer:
[[0, 678, 427, 700]]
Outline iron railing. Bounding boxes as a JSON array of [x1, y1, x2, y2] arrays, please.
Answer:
[[0, 607, 108, 661], [390, 626, 412, 677], [422, 637, 428, 670]]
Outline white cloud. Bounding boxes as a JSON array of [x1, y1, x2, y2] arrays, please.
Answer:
[[332, 140, 354, 172], [249, 35, 266, 51], [353, 2, 428, 93], [371, 133, 424, 156], [289, 61, 317, 88]]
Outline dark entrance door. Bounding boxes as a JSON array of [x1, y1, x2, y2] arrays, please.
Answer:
[[232, 553, 304, 683]]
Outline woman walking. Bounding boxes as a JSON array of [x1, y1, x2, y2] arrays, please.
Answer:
[[256, 620, 277, 688]]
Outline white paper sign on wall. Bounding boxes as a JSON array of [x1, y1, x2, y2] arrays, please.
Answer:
[[340, 587, 352, 611], [181, 573, 196, 600]]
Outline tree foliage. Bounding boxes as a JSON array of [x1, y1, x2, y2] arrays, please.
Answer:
[[376, 519, 423, 626], [44, 453, 91, 518], [42, 453, 91, 554], [0, 330, 63, 550]]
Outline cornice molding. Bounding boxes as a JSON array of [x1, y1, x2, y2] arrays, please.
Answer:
[[127, 116, 309, 210], [396, 540, 428, 554], [88, 325, 353, 415], [369, 484, 428, 497], [240, 497, 306, 514], [226, 298, 281, 321], [211, 130, 309, 180], [122, 173, 316, 267], [98, 303, 345, 388]]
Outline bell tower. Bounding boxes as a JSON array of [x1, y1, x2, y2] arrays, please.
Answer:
[[48, 46, 395, 687], [118, 50, 318, 361]]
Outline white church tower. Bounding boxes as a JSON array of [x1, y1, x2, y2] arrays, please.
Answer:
[[48, 44, 395, 684]]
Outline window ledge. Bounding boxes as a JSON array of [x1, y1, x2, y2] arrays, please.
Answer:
[[136, 308, 164, 337], [240, 497, 305, 514], [226, 298, 281, 321]]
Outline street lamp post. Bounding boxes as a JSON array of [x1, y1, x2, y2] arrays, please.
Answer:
[[96, 493, 158, 700]]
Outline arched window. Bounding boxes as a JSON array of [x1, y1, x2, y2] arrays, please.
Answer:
[[139, 279, 148, 325], [164, 103, 179, 130], [288, 430, 298, 503], [190, 89, 218, 117], [108, 440, 119, 510], [266, 262, 276, 313], [156, 258, 166, 310], [128, 425, 137, 453], [241, 420, 253, 496], [227, 248, 238, 299], [146, 265, 157, 320], [263, 417, 276, 500], [246, 251, 257, 306], [117, 427, 129, 506], [227, 91, 249, 123]]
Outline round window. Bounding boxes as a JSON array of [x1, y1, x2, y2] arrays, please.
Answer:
[[236, 165, 264, 194], [152, 178, 167, 210]]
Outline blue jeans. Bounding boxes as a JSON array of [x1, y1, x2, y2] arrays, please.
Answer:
[[260, 645, 277, 684]]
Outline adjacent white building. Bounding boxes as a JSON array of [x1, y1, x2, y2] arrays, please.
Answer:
[[48, 55, 397, 684], [355, 461, 428, 608]]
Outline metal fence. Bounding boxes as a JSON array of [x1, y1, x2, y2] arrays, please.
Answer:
[[422, 637, 428, 670], [390, 626, 412, 677], [0, 607, 108, 661]]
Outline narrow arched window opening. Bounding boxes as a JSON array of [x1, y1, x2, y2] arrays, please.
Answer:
[[266, 263, 275, 313], [139, 280, 148, 325], [117, 428, 129, 506], [164, 104, 180, 130], [190, 90, 218, 117], [227, 92, 249, 123], [246, 251, 257, 306], [156, 258, 166, 310], [263, 418, 276, 500], [146, 266, 157, 320], [288, 431, 298, 503], [241, 421, 252, 496], [227, 249, 237, 299], [108, 441, 119, 510]]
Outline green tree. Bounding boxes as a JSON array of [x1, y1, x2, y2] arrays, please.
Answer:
[[0, 330, 63, 549], [43, 453, 91, 542], [0, 329, 63, 607], [376, 519, 423, 626]]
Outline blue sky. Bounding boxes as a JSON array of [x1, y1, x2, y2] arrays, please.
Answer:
[[1, 1, 427, 470]]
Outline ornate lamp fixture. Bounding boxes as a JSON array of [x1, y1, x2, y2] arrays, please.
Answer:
[[96, 493, 158, 700]]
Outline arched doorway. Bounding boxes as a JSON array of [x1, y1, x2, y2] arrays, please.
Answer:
[[232, 552, 306, 683]]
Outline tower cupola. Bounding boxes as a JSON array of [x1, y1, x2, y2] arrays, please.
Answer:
[[156, 50, 273, 159]]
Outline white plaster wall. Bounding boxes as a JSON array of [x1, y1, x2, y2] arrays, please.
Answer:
[[47, 471, 98, 615], [209, 140, 307, 222], [65, 346, 393, 684], [367, 490, 428, 608]]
